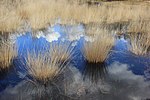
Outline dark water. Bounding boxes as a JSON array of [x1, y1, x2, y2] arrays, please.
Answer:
[[0, 25, 150, 100]]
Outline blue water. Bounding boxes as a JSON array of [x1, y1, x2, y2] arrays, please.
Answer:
[[0, 25, 149, 92]]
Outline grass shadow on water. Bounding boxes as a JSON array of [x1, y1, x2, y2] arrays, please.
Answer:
[[83, 61, 108, 83]]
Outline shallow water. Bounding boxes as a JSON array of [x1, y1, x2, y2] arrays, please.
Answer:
[[0, 25, 150, 100]]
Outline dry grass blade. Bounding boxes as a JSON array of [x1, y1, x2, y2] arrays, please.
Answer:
[[1, 0, 150, 32], [128, 33, 150, 56], [82, 29, 115, 63], [25, 50, 69, 85], [49, 42, 75, 63], [128, 20, 150, 34], [0, 40, 17, 70]]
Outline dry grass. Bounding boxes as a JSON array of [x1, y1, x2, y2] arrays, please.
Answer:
[[0, 7, 23, 32], [0, 40, 17, 70], [49, 42, 75, 63], [128, 20, 150, 34], [128, 32, 150, 56], [25, 51, 66, 85], [0, 0, 150, 32], [82, 28, 115, 63], [127, 20, 150, 56]]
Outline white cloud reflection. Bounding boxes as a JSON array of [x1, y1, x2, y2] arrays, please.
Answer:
[[36, 31, 61, 42], [0, 59, 150, 100]]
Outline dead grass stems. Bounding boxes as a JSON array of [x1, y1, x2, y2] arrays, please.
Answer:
[[82, 28, 115, 63], [0, 0, 150, 32], [128, 32, 150, 56], [25, 52, 63, 85], [49, 42, 75, 63], [0, 39, 17, 70]]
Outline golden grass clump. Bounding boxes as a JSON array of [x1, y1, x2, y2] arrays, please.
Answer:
[[0, 15, 23, 32], [128, 20, 150, 56], [0, 40, 17, 70], [128, 20, 150, 34], [82, 28, 115, 63], [128, 33, 150, 56], [49, 42, 75, 63], [25, 48, 71, 85]]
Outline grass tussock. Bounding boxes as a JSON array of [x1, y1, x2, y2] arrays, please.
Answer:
[[0, 40, 17, 70], [0, 0, 150, 32], [128, 20, 150, 34], [49, 42, 75, 63], [128, 33, 150, 56], [25, 52, 66, 85], [128, 20, 150, 56], [82, 28, 115, 63]]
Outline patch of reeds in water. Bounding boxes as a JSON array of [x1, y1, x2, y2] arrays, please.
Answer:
[[24, 52, 64, 86], [128, 32, 150, 56], [82, 28, 115, 63], [0, 39, 17, 71], [49, 42, 75, 64], [23, 42, 75, 99]]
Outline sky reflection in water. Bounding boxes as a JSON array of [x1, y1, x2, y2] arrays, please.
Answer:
[[0, 25, 150, 100]]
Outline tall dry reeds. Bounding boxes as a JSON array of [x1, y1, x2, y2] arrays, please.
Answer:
[[0, 40, 17, 70], [128, 20, 150, 56], [49, 42, 75, 63], [82, 28, 115, 63], [128, 20, 150, 34], [0, 0, 150, 32], [25, 52, 65, 85], [128, 33, 150, 56], [24, 42, 74, 85]]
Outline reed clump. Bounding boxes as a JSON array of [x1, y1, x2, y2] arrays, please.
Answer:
[[0, 40, 17, 70], [82, 28, 115, 63], [128, 20, 150, 56], [24, 51, 67, 85], [128, 32, 150, 56], [49, 42, 75, 63], [128, 20, 150, 34], [49, 42, 74, 63], [0, 0, 150, 32]]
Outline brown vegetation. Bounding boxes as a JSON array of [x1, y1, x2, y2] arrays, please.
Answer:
[[128, 32, 150, 56], [0, 40, 17, 70], [127, 20, 150, 56], [82, 28, 115, 63], [0, 0, 150, 33], [49, 42, 75, 63], [25, 51, 65, 85]]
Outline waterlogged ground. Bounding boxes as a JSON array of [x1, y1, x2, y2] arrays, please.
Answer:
[[0, 24, 150, 100]]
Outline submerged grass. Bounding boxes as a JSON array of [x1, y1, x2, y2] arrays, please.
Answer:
[[0, 40, 17, 70], [82, 28, 115, 63]]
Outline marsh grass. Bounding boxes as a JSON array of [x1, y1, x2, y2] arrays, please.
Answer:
[[23, 48, 74, 99], [127, 20, 150, 56], [0, 39, 17, 70], [0, 0, 150, 32], [49, 42, 75, 63], [24, 41, 75, 84], [82, 28, 115, 63], [128, 32, 150, 56], [24, 52, 66, 85], [128, 20, 150, 34]]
